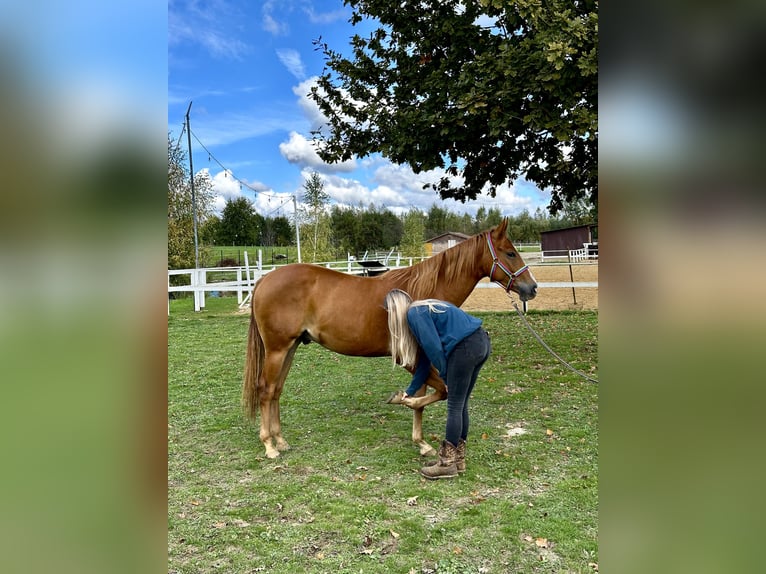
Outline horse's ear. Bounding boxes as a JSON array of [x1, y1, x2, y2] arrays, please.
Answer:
[[492, 218, 509, 238]]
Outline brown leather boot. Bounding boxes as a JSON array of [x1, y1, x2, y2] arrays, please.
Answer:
[[420, 440, 459, 480], [424, 438, 466, 473], [455, 439, 466, 473]]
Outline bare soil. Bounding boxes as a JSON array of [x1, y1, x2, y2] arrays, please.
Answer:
[[461, 263, 598, 312]]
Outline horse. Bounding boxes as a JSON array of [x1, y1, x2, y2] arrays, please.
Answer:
[[242, 218, 537, 459]]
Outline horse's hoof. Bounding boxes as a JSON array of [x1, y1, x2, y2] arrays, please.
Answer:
[[265, 448, 281, 459], [275, 439, 290, 451], [386, 391, 405, 404], [419, 444, 437, 457]]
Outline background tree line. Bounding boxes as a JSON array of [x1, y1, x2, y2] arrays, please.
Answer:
[[198, 193, 594, 262]]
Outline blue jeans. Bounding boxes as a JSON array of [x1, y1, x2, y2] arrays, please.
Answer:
[[443, 328, 491, 446]]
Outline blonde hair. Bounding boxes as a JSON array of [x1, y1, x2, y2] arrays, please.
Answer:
[[384, 290, 447, 369]]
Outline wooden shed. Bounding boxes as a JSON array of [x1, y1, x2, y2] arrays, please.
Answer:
[[424, 232, 470, 256], [540, 225, 598, 259]]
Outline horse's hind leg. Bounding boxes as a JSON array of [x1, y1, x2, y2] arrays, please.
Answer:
[[259, 346, 294, 459], [260, 341, 299, 457], [270, 342, 299, 452], [257, 379, 279, 459]]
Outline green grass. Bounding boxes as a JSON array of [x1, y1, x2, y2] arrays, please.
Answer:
[[168, 298, 597, 573]]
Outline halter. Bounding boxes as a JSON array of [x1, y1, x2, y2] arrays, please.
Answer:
[[485, 232, 529, 293]]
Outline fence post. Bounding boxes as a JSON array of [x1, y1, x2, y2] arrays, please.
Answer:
[[193, 269, 201, 312], [199, 268, 207, 310], [242, 251, 250, 305], [567, 253, 577, 305], [237, 267, 243, 305]]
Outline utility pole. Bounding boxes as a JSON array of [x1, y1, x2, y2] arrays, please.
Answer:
[[185, 101, 199, 270], [292, 195, 302, 263]]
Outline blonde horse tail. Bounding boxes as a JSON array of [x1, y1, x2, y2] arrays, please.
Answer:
[[242, 303, 264, 421]]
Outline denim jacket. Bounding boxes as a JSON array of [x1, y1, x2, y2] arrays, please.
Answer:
[[405, 302, 482, 395]]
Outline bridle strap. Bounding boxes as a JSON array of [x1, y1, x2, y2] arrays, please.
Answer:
[[485, 232, 529, 293]]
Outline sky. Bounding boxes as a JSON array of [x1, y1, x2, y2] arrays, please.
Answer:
[[168, 0, 552, 219]]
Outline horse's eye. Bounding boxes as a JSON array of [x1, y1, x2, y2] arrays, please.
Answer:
[[506, 251, 516, 258]]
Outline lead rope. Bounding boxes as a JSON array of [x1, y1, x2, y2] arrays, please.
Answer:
[[509, 300, 599, 384]]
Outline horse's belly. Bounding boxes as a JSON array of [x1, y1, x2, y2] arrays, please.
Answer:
[[311, 331, 388, 357]]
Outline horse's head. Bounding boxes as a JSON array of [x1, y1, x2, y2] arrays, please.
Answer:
[[485, 219, 538, 302]]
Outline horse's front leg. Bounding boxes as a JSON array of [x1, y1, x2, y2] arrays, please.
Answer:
[[402, 371, 448, 410]]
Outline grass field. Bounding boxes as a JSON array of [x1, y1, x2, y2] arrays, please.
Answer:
[[168, 297, 597, 573]]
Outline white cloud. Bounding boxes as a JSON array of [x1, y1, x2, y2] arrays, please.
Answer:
[[292, 77, 329, 131], [370, 162, 539, 217], [292, 76, 373, 133], [279, 131, 356, 173], [303, 6, 349, 24], [204, 168, 277, 216], [276, 49, 306, 80], [373, 163, 459, 195], [262, 1, 288, 35], [318, 172, 405, 208]]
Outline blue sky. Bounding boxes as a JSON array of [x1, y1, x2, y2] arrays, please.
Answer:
[[168, 0, 551, 219]]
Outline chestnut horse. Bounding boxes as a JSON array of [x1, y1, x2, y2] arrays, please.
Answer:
[[242, 219, 537, 459]]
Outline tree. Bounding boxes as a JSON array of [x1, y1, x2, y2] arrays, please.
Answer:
[[199, 215, 221, 245], [330, 205, 361, 254], [474, 206, 503, 233], [424, 204, 450, 238], [311, 0, 597, 214], [262, 216, 293, 247], [168, 134, 214, 269], [380, 208, 404, 249], [559, 197, 595, 227], [399, 209, 426, 258], [218, 197, 258, 245], [302, 172, 331, 262]]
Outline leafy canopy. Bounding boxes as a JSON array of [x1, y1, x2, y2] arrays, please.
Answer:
[[311, 0, 597, 214]]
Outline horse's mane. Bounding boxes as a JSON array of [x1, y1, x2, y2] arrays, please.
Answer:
[[383, 232, 485, 299]]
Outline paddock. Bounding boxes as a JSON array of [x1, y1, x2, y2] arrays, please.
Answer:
[[168, 299, 598, 573]]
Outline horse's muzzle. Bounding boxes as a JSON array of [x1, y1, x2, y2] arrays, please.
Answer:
[[518, 283, 538, 302]]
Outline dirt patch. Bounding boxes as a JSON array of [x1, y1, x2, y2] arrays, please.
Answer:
[[461, 263, 598, 312]]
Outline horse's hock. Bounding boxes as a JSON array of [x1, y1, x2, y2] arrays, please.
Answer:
[[461, 263, 598, 312]]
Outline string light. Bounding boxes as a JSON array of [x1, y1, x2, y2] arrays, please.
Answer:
[[189, 128, 284, 202]]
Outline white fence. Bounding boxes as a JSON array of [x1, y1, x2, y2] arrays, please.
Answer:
[[540, 242, 598, 262], [168, 251, 424, 313], [168, 250, 598, 314]]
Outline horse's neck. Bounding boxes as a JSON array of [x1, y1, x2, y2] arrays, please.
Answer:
[[433, 247, 485, 305], [437, 274, 483, 306]]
